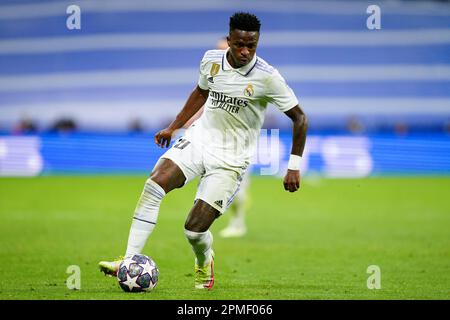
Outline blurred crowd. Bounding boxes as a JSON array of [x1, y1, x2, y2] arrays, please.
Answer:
[[7, 116, 450, 136]]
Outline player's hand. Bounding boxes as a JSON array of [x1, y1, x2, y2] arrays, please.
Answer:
[[154, 128, 175, 148], [283, 169, 300, 192]]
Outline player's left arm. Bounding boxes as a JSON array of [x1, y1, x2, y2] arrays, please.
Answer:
[[283, 105, 308, 192]]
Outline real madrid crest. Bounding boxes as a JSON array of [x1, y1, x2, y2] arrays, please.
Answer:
[[210, 63, 220, 77], [244, 84, 254, 97]]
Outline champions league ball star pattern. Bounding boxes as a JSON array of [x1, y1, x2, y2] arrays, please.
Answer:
[[117, 254, 159, 292]]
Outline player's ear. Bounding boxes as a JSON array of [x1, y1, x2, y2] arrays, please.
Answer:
[[226, 35, 231, 46]]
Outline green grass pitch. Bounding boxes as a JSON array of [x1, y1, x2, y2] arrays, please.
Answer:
[[0, 176, 448, 300]]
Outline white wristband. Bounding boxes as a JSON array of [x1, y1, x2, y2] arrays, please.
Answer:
[[288, 154, 302, 171]]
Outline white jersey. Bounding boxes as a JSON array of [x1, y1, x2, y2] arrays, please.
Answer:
[[185, 48, 299, 169]]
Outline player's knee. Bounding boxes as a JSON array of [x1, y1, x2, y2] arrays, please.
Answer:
[[184, 211, 209, 232], [150, 159, 185, 193], [184, 200, 220, 232], [148, 172, 170, 193], [184, 218, 207, 233]]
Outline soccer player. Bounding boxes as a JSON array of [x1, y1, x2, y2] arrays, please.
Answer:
[[99, 12, 308, 290], [186, 36, 251, 238]]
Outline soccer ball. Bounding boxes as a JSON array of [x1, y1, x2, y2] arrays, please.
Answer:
[[117, 254, 159, 292]]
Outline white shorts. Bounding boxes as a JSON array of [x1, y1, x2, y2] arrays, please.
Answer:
[[159, 136, 248, 214]]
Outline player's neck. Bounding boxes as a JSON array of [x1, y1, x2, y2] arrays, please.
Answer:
[[226, 51, 239, 69]]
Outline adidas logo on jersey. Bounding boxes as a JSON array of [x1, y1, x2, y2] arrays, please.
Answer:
[[214, 200, 223, 208], [208, 77, 214, 83]]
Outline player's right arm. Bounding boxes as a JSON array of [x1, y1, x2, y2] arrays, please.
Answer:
[[183, 106, 205, 129], [154, 85, 209, 148], [155, 50, 214, 148]]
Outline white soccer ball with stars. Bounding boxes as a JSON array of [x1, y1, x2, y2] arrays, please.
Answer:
[[117, 254, 159, 292]]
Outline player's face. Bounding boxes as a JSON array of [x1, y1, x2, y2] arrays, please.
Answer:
[[227, 29, 259, 68]]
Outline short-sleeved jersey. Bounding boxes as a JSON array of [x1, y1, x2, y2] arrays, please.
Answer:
[[185, 48, 299, 169]]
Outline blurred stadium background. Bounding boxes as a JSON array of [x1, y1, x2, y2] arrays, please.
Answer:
[[1, 0, 450, 300], [0, 0, 449, 177]]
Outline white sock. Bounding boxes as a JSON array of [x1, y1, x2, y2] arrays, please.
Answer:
[[125, 178, 165, 257], [184, 229, 213, 267]]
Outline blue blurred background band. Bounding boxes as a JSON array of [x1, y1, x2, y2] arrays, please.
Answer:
[[2, 132, 449, 176]]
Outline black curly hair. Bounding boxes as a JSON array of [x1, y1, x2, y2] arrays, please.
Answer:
[[229, 12, 261, 33]]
